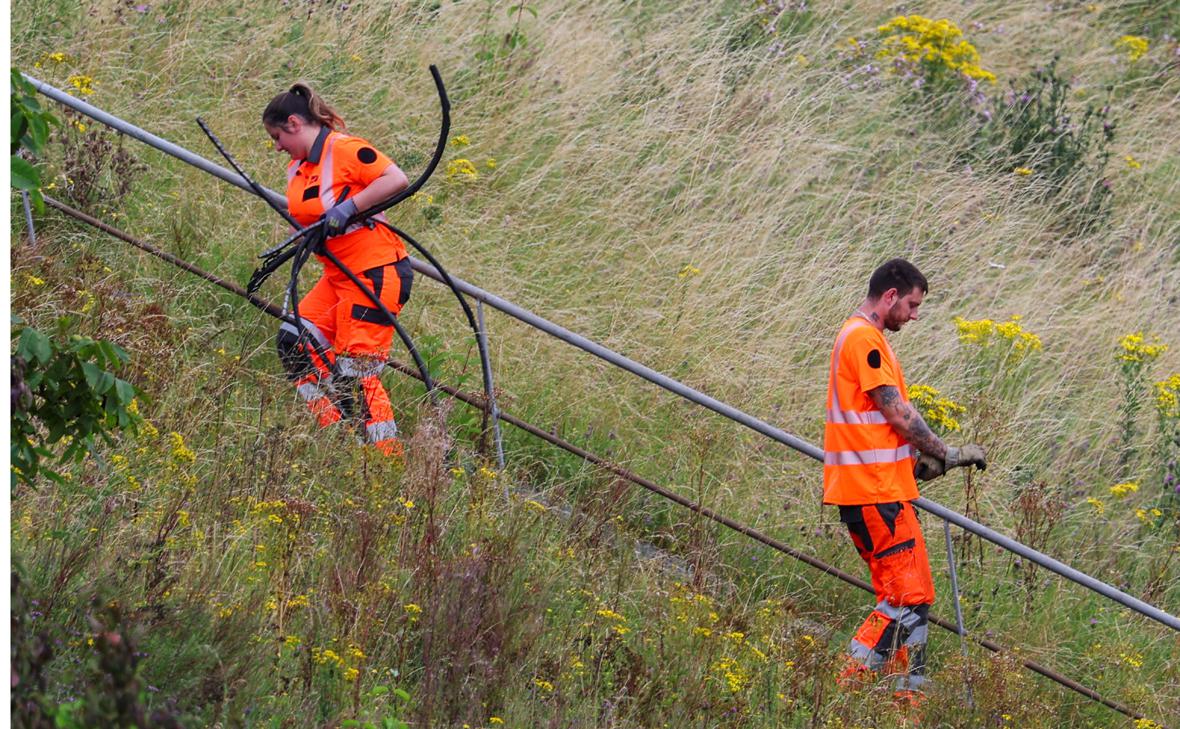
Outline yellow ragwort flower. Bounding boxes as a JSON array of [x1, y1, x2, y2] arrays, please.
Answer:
[[1115, 35, 1149, 62], [1118, 332, 1168, 365], [1109, 481, 1139, 498]]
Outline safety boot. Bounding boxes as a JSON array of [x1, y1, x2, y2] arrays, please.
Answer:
[[836, 656, 876, 691], [892, 688, 925, 726]]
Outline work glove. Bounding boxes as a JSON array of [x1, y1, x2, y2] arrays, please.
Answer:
[[913, 444, 987, 482], [322, 197, 357, 236]]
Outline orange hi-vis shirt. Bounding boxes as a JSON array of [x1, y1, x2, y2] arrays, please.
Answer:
[[822, 314, 918, 505], [285, 127, 407, 272]]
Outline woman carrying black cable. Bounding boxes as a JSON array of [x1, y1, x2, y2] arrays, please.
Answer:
[[262, 83, 412, 459]]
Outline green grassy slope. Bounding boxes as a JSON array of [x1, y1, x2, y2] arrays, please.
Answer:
[[10, 0, 1180, 726]]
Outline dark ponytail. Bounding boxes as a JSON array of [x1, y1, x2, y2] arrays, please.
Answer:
[[262, 83, 347, 131]]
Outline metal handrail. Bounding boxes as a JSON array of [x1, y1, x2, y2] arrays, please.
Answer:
[[24, 72, 1180, 633]]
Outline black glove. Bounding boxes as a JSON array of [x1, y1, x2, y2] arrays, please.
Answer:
[[323, 198, 357, 236]]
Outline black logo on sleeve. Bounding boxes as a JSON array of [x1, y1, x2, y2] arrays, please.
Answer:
[[867, 349, 882, 369], [357, 147, 378, 164], [302, 185, 320, 201]]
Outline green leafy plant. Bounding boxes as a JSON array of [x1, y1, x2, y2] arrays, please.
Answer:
[[10, 315, 142, 487], [972, 58, 1116, 230], [10, 67, 60, 212]]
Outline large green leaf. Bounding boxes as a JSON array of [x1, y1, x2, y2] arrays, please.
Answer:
[[10, 155, 39, 191]]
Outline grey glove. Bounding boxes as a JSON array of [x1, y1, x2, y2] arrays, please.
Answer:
[[946, 444, 987, 472], [323, 198, 357, 236], [914, 444, 987, 482]]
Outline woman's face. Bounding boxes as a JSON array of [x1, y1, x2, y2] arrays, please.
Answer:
[[265, 115, 310, 160]]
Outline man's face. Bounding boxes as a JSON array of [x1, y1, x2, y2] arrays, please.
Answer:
[[884, 287, 924, 332]]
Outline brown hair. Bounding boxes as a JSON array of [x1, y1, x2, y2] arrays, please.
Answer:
[[261, 82, 346, 132], [867, 258, 928, 299]]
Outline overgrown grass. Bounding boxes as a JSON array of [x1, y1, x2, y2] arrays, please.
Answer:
[[10, 0, 1180, 726]]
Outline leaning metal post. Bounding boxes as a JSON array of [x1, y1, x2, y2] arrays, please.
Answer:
[[21, 191, 37, 246], [944, 518, 974, 708], [478, 299, 507, 475]]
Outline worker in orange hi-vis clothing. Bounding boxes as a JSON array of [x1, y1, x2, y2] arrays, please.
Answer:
[[262, 83, 413, 459], [824, 258, 987, 709]]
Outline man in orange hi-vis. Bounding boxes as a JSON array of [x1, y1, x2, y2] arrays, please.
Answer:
[[824, 258, 986, 708]]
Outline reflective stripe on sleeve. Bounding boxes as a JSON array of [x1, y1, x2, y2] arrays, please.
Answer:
[[824, 445, 913, 467]]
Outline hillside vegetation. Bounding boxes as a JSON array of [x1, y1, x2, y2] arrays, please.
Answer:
[[10, 0, 1180, 726]]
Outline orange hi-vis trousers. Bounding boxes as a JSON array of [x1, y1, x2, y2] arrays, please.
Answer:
[[276, 258, 412, 457], [839, 500, 934, 693]]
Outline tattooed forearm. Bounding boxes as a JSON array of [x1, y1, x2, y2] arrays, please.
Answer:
[[868, 386, 947, 459], [873, 385, 901, 408], [902, 412, 946, 459]]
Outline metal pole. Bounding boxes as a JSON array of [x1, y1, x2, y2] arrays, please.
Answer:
[[30, 76, 1180, 635], [21, 72, 288, 210], [918, 496, 1179, 631], [477, 300, 507, 473], [944, 518, 973, 708], [21, 191, 37, 246]]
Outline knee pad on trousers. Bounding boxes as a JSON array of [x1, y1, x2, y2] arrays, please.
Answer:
[[276, 320, 332, 381]]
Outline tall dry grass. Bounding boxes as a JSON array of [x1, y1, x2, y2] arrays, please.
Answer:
[[11, 0, 1180, 725]]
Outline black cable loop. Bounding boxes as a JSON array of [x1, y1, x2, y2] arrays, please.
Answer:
[[204, 65, 499, 450]]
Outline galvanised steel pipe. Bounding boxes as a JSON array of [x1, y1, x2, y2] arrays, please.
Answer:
[[30, 74, 1180, 634], [22, 72, 288, 210]]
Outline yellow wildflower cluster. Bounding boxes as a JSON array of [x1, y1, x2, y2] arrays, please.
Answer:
[[1154, 374, 1180, 419], [532, 677, 555, 693], [450, 134, 470, 147], [1117, 332, 1168, 365], [954, 315, 1043, 364], [1086, 497, 1105, 514], [907, 384, 966, 432], [67, 74, 95, 95], [1013, 166, 1034, 176], [1125, 155, 1142, 169], [1109, 481, 1139, 498], [712, 656, 751, 694], [446, 158, 479, 181], [876, 15, 996, 82], [1115, 35, 1149, 62], [1135, 507, 1163, 524], [168, 432, 195, 464], [678, 264, 702, 279], [34, 51, 70, 69], [595, 607, 631, 636], [1135, 719, 1165, 729]]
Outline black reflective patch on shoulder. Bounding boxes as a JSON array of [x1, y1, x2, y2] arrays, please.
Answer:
[[867, 349, 882, 369], [357, 147, 378, 164], [302, 185, 320, 202]]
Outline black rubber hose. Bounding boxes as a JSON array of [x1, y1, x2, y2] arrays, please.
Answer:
[[378, 220, 494, 436], [317, 247, 437, 398]]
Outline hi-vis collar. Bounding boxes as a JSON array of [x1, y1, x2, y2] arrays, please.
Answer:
[[305, 125, 331, 165]]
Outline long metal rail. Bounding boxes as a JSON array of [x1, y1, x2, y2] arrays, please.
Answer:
[[24, 72, 1180, 636], [31, 196, 1162, 723]]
